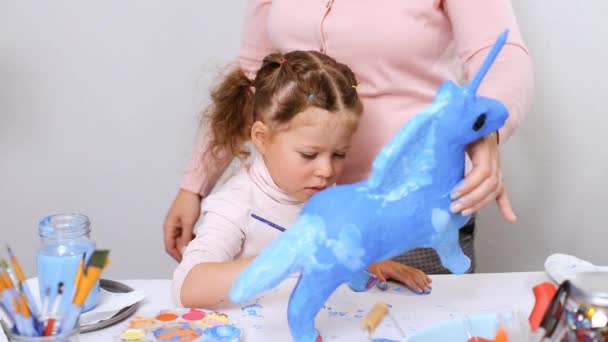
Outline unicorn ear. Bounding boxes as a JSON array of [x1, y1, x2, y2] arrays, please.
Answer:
[[467, 30, 509, 96]]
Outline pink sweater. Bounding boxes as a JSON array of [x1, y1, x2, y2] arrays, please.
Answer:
[[172, 154, 304, 305], [181, 0, 533, 196]]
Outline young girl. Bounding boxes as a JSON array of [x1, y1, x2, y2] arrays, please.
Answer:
[[172, 50, 432, 309]]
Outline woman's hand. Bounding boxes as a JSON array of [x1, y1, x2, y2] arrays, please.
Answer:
[[451, 132, 517, 223], [368, 260, 432, 294], [163, 189, 202, 261]]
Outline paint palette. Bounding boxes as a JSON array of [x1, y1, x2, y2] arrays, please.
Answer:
[[116, 308, 242, 342]]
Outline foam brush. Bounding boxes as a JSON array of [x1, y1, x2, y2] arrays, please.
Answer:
[[59, 250, 109, 333]]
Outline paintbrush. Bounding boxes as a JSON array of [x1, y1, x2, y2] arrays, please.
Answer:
[[18, 289, 36, 336], [0, 282, 15, 325], [43, 282, 63, 336], [39, 286, 50, 322], [0, 268, 17, 324], [0, 301, 15, 334], [6, 246, 39, 317], [11, 295, 26, 336], [37, 286, 51, 336], [0, 261, 15, 290], [59, 250, 109, 333], [71, 253, 85, 303]]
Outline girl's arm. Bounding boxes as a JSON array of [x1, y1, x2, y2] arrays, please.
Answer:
[[172, 207, 247, 308], [180, 256, 255, 309]]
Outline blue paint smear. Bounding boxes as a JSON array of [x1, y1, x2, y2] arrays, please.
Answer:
[[240, 300, 263, 318]]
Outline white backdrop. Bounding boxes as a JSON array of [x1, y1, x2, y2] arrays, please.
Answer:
[[1, 1, 607, 279]]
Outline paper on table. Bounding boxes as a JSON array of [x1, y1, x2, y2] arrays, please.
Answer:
[[24, 278, 145, 326]]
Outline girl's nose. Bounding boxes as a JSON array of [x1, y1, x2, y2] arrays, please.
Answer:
[[314, 158, 334, 179]]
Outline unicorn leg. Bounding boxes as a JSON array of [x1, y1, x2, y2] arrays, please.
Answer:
[[287, 273, 341, 342], [434, 229, 471, 274]]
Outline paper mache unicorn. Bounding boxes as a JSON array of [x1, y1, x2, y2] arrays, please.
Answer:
[[230, 30, 512, 342]]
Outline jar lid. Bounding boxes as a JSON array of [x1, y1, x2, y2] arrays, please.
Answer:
[[570, 271, 608, 307]]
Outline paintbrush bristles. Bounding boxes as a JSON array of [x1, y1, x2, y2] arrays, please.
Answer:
[[87, 250, 109, 269], [7, 245, 26, 282], [71, 249, 109, 306], [51, 282, 64, 316]]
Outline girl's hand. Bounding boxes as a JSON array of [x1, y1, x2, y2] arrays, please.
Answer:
[[452, 132, 517, 223], [368, 260, 432, 294], [163, 189, 202, 261]]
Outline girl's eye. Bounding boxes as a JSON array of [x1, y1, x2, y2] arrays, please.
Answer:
[[299, 152, 317, 160], [333, 153, 346, 159]]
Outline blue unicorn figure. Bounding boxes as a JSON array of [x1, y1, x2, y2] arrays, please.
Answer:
[[230, 30, 511, 342]]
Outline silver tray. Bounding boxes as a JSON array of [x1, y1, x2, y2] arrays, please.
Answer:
[[80, 279, 140, 333]]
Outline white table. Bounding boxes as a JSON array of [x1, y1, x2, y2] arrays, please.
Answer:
[[71, 271, 549, 341]]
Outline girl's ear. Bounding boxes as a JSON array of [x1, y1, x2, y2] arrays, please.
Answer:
[[251, 121, 269, 155]]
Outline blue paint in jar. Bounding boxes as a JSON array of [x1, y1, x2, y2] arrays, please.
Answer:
[[36, 214, 99, 314]]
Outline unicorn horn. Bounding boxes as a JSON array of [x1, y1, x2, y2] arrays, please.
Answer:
[[467, 29, 509, 96]]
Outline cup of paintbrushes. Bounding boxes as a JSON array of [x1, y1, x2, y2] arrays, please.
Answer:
[[2, 322, 79, 342], [1, 301, 78, 342]]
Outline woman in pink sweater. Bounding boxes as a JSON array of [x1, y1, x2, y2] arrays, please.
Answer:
[[174, 50, 432, 308], [165, 1, 533, 274]]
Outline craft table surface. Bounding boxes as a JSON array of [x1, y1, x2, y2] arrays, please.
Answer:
[[0, 271, 550, 341]]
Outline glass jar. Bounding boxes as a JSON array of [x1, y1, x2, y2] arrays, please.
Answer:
[[36, 214, 99, 314], [540, 271, 608, 341], [3, 326, 79, 342]]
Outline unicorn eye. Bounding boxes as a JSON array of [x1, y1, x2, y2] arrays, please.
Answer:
[[473, 114, 487, 131]]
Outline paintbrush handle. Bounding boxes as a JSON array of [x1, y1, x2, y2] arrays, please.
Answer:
[[43, 318, 55, 336], [58, 303, 81, 334], [21, 285, 39, 317], [73, 267, 101, 306]]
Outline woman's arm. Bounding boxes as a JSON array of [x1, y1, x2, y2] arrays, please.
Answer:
[[181, 0, 276, 195], [166, 0, 277, 260], [445, 0, 534, 143], [445, 0, 534, 220]]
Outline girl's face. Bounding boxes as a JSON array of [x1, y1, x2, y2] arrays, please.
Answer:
[[252, 107, 359, 202]]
